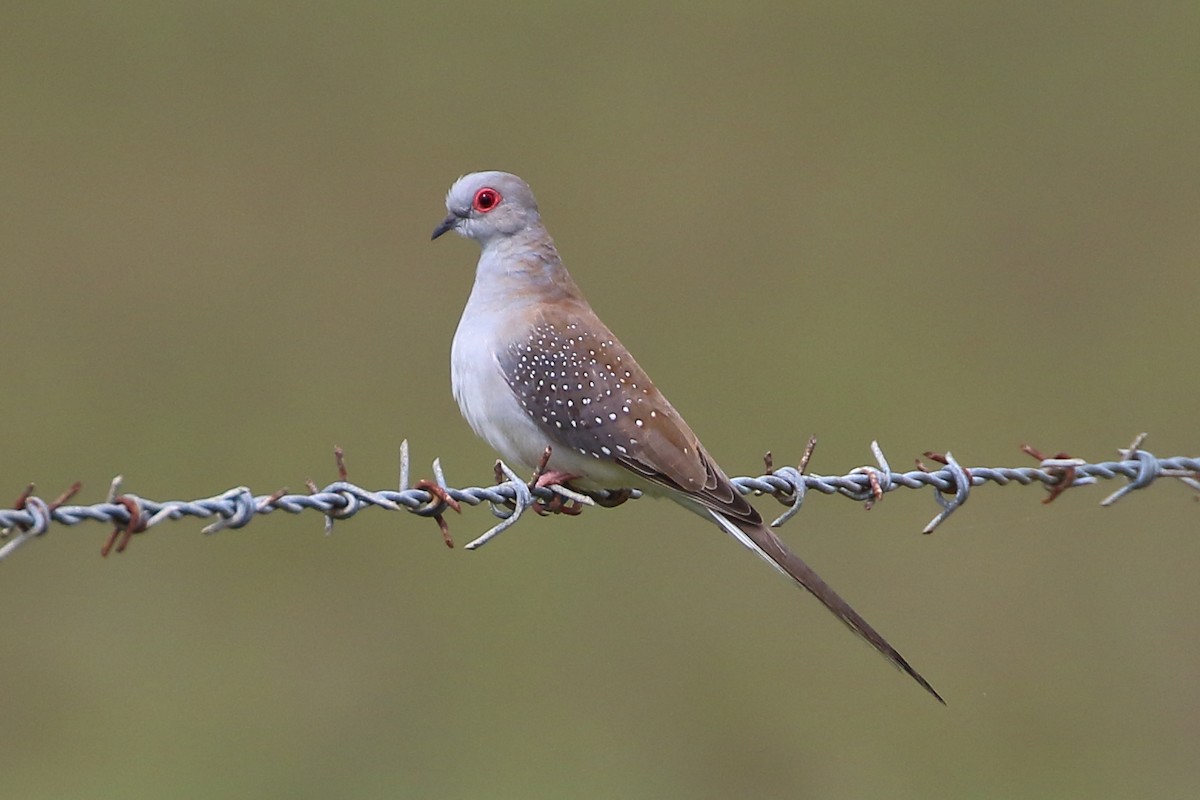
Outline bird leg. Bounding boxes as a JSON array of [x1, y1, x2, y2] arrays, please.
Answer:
[[529, 447, 586, 516]]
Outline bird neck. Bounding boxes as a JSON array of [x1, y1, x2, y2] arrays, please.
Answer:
[[473, 227, 587, 307]]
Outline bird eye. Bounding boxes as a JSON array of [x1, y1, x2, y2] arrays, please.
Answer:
[[472, 188, 501, 213]]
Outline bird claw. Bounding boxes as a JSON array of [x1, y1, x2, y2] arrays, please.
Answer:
[[532, 497, 584, 516], [582, 488, 633, 508], [526, 447, 588, 516], [530, 468, 586, 515]]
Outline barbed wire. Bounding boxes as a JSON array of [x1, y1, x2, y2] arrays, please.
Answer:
[[2, 434, 1196, 564]]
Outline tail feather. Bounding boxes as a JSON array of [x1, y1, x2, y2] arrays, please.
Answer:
[[706, 508, 945, 705]]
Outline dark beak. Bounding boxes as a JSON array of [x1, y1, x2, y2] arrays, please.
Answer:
[[431, 213, 460, 240]]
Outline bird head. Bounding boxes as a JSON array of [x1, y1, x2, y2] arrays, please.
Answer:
[[432, 171, 542, 245]]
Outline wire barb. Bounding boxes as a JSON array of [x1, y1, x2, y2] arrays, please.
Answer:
[[2, 435, 1196, 564]]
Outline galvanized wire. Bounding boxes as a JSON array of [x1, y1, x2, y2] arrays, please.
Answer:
[[2, 435, 1196, 563]]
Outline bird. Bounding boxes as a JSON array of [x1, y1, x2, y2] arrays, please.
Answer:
[[433, 170, 943, 704]]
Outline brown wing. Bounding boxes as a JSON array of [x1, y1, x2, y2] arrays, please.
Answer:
[[498, 315, 759, 520]]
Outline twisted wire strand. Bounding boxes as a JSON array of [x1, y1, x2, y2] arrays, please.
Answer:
[[2, 437, 1197, 563]]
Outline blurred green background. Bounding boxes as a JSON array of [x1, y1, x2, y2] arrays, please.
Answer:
[[3, 2, 1198, 797]]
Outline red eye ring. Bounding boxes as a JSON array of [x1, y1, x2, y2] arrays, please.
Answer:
[[472, 187, 501, 213]]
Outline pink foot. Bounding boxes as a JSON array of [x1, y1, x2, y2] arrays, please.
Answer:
[[529, 448, 585, 515]]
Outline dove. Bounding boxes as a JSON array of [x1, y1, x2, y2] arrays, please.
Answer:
[[434, 171, 942, 703]]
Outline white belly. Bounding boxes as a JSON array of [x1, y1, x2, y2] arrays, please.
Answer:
[[451, 318, 547, 470], [451, 305, 632, 489]]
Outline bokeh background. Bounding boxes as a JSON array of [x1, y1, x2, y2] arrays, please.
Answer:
[[3, 3, 1198, 797]]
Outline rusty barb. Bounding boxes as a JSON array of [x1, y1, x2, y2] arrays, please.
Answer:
[[2, 434, 1196, 564]]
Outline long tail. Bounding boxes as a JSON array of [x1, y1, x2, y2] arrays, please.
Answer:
[[707, 508, 945, 704]]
